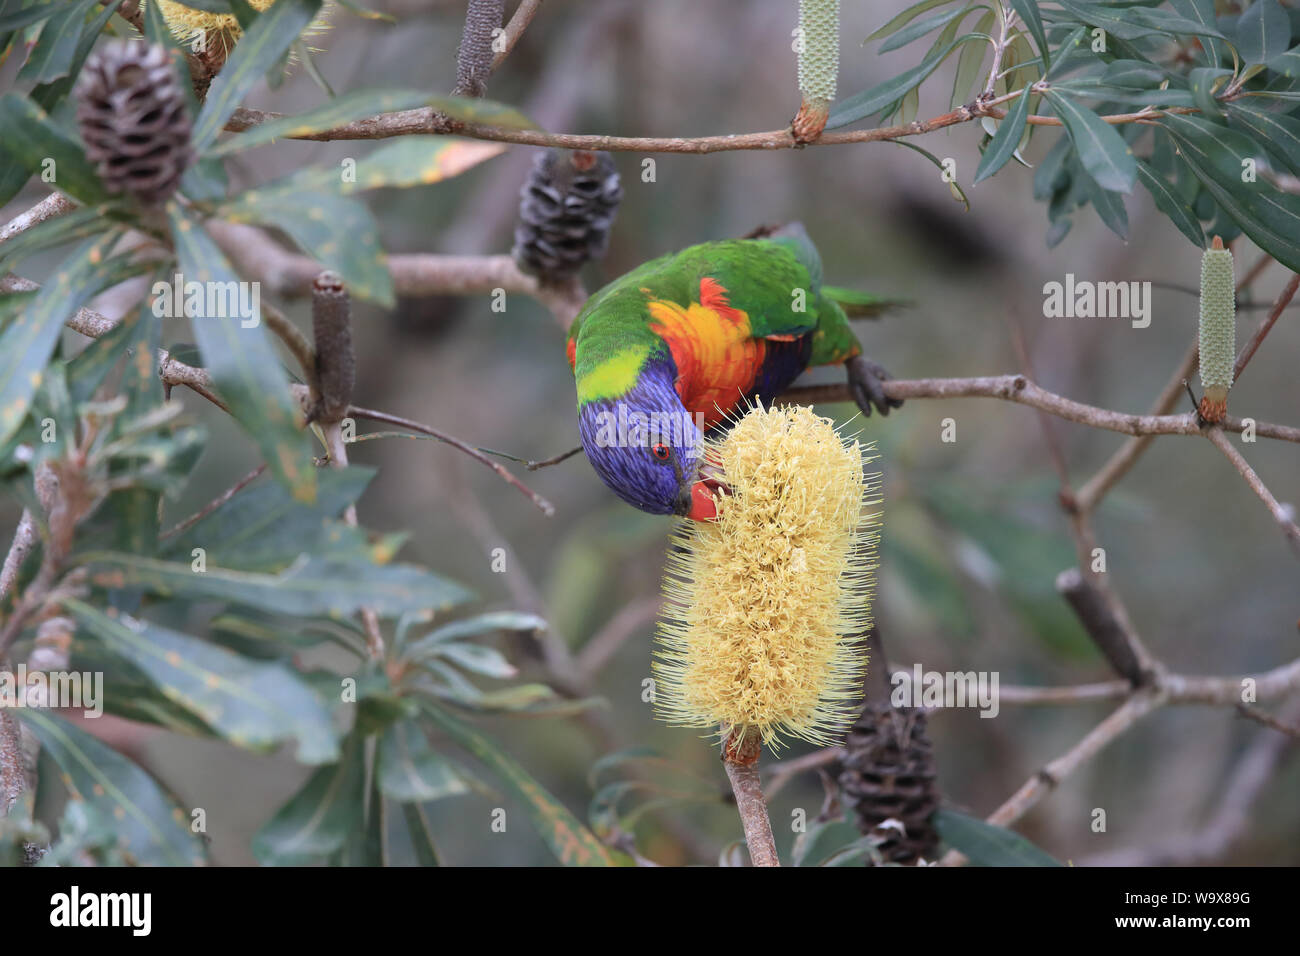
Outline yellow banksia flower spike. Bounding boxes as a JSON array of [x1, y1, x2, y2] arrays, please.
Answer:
[[793, 0, 839, 143], [155, 0, 333, 67], [654, 402, 879, 752], [1198, 235, 1236, 424]]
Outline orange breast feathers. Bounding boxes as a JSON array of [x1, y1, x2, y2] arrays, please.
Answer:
[[646, 277, 765, 428]]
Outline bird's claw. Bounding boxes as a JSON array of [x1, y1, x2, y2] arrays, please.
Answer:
[[846, 354, 903, 418]]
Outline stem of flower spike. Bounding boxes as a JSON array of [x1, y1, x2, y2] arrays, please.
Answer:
[[723, 726, 780, 867]]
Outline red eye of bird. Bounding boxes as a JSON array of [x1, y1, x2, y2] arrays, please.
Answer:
[[651, 443, 671, 462]]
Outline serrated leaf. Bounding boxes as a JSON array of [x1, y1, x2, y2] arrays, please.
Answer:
[[18, 709, 209, 865], [377, 720, 471, 803], [422, 702, 614, 866], [192, 0, 323, 151], [1043, 89, 1137, 192], [66, 599, 340, 764], [79, 551, 473, 617], [936, 809, 1063, 866], [1135, 159, 1206, 247], [1234, 0, 1289, 67], [976, 84, 1032, 183], [253, 731, 365, 865], [168, 203, 316, 500]]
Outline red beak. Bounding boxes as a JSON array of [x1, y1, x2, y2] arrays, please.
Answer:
[[687, 478, 722, 521]]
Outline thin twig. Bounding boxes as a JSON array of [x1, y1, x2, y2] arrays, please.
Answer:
[[1203, 427, 1300, 553], [1233, 272, 1300, 383], [1236, 701, 1300, 739], [0, 194, 76, 247], [491, 0, 543, 70], [159, 465, 268, 540]]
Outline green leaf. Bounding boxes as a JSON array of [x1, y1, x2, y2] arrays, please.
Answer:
[[975, 84, 1033, 183], [400, 803, 441, 865], [792, 818, 869, 866], [1042, 89, 1137, 192], [1135, 159, 1206, 247], [1169, 0, 1227, 66], [1188, 66, 1232, 118], [17, 709, 209, 865], [253, 732, 366, 865], [936, 809, 1063, 866], [866, 0, 958, 42], [66, 599, 340, 764], [377, 720, 471, 803], [1158, 111, 1300, 271], [879, 4, 972, 54], [192, 0, 323, 151], [1085, 176, 1129, 238], [1055, 0, 1226, 42], [404, 611, 546, 659], [79, 551, 473, 617], [1234, 0, 1289, 66], [0, 231, 124, 450], [168, 203, 316, 501], [828, 34, 987, 129], [0, 203, 108, 272], [0, 1, 63, 31], [17, 0, 98, 85], [423, 703, 614, 866], [0, 92, 108, 203], [1008, 0, 1049, 63], [162, 465, 375, 572], [1225, 99, 1300, 176], [890, 139, 971, 209]]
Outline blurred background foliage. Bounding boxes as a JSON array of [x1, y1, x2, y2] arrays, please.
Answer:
[[2, 0, 1298, 865]]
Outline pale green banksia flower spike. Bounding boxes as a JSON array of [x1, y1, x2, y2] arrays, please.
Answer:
[[654, 403, 880, 752], [793, 0, 840, 143], [1198, 235, 1236, 424]]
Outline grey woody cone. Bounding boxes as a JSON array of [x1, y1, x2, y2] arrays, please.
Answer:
[[512, 149, 622, 281], [75, 40, 194, 206], [838, 701, 942, 864]]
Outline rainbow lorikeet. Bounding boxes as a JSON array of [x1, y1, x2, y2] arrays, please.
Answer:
[[566, 224, 900, 520]]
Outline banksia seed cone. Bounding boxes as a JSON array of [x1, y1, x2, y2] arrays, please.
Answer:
[[794, 0, 840, 143], [655, 404, 880, 750], [839, 700, 941, 864], [75, 40, 194, 206], [512, 149, 622, 281], [1198, 236, 1235, 424]]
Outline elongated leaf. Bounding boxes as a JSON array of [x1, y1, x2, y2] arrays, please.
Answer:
[[0, 203, 107, 272], [0, 2, 63, 31], [0, 231, 123, 449], [1158, 111, 1300, 271], [401, 803, 441, 865], [792, 818, 868, 867], [66, 599, 340, 764], [1226, 99, 1300, 175], [1043, 90, 1137, 192], [1169, 0, 1227, 66], [192, 0, 323, 151], [975, 84, 1032, 183], [936, 809, 1062, 866], [890, 138, 971, 209], [31, 0, 122, 111], [162, 465, 375, 571], [423, 703, 614, 866], [0, 92, 108, 203], [1135, 159, 1206, 247], [404, 612, 546, 659], [253, 732, 365, 864], [1008, 0, 1049, 63], [866, 0, 958, 42], [1235, 0, 1289, 66], [828, 34, 986, 129], [378, 720, 471, 803], [879, 4, 971, 54], [79, 551, 472, 617], [1189, 66, 1232, 118], [17, 0, 98, 85], [169, 203, 315, 500], [18, 709, 209, 865]]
